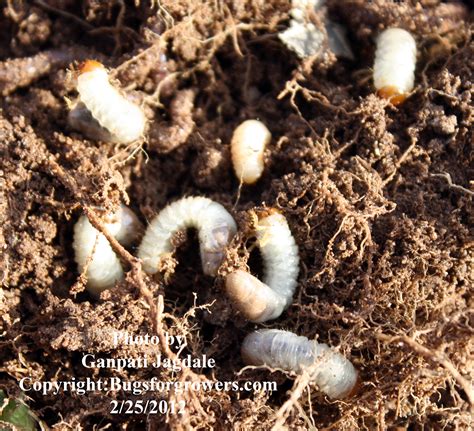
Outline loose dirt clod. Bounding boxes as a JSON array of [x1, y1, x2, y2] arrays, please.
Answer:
[[0, 46, 96, 96]]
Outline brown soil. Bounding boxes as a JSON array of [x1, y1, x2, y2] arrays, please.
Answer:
[[1, 1, 473, 430]]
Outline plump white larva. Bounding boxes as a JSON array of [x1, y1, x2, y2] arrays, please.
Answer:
[[373, 28, 417, 106], [231, 120, 271, 184], [241, 329, 359, 399], [75, 60, 146, 143], [73, 205, 141, 296], [68, 101, 115, 143], [225, 211, 299, 322], [137, 196, 237, 276]]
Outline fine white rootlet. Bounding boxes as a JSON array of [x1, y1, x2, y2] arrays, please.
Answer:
[[373, 28, 417, 105], [231, 120, 271, 184], [75, 60, 146, 143], [137, 197, 237, 276], [73, 205, 141, 296], [241, 329, 359, 399], [225, 211, 299, 322]]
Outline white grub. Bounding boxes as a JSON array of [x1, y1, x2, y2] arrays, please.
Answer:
[[231, 120, 271, 185], [373, 28, 417, 105], [68, 101, 114, 142], [225, 211, 299, 322], [73, 205, 141, 296], [241, 329, 359, 399], [137, 196, 237, 276], [74, 60, 146, 143]]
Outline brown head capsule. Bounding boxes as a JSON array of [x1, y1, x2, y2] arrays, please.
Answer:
[[78, 59, 105, 74]]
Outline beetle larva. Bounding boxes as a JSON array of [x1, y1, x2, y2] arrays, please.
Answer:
[[373, 28, 417, 106], [225, 211, 299, 322], [73, 205, 141, 296], [231, 120, 271, 184], [74, 60, 146, 143], [137, 196, 237, 276], [67, 101, 115, 143], [241, 329, 359, 399]]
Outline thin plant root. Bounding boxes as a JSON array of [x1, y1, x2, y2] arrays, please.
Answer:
[[376, 333, 474, 408]]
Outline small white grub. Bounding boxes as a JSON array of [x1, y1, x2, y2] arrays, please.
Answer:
[[137, 196, 237, 276], [241, 329, 359, 399], [225, 211, 299, 322], [73, 205, 141, 296], [72, 60, 146, 143], [231, 120, 271, 185], [373, 28, 417, 105]]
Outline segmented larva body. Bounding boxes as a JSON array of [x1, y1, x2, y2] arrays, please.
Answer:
[[373, 28, 417, 106], [241, 329, 359, 399], [225, 212, 299, 322], [68, 101, 115, 143], [137, 197, 237, 276], [73, 205, 141, 296], [75, 60, 146, 143], [231, 120, 271, 184]]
